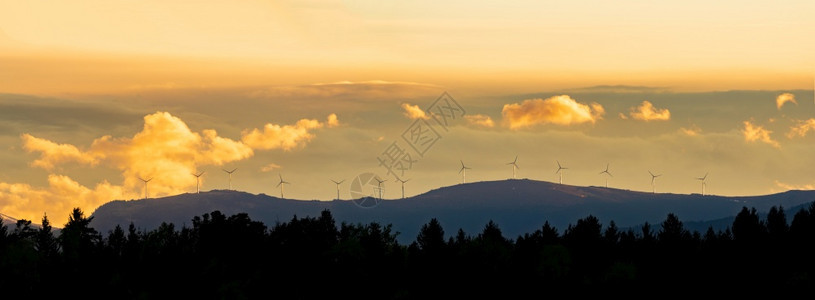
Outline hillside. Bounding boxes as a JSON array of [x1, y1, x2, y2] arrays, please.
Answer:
[[90, 179, 815, 243]]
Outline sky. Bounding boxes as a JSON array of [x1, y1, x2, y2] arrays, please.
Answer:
[[1, 0, 814, 226]]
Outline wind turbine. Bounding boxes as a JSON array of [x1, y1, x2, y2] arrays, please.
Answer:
[[397, 178, 410, 199], [192, 171, 205, 194], [696, 172, 708, 195], [331, 179, 345, 200], [507, 156, 519, 179], [649, 171, 662, 194], [138, 176, 152, 199], [374, 177, 387, 200], [599, 163, 612, 188], [277, 174, 290, 198], [555, 161, 568, 185], [459, 160, 471, 184], [222, 168, 237, 190]]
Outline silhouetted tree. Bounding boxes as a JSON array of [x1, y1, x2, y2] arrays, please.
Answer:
[[416, 218, 445, 254], [639, 222, 655, 243], [658, 213, 689, 245], [36, 213, 59, 257], [790, 202, 815, 242], [562, 215, 606, 289], [59, 207, 103, 287], [732, 206, 765, 243], [105, 225, 126, 258], [604, 220, 620, 245], [766, 206, 789, 239]]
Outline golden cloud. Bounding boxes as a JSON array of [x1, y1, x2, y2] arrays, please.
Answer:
[[22, 134, 101, 170], [501, 95, 604, 129], [787, 118, 815, 138], [260, 163, 282, 172], [9, 111, 338, 225], [625, 101, 670, 121], [0, 174, 126, 227], [465, 114, 495, 128], [774, 180, 815, 191], [776, 93, 797, 110], [248, 81, 442, 100], [326, 113, 340, 127], [241, 115, 335, 151], [742, 121, 780, 148], [401, 103, 430, 120], [679, 124, 702, 136]]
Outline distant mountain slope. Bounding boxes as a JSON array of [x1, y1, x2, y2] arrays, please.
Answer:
[[90, 179, 815, 243], [0, 212, 44, 230]]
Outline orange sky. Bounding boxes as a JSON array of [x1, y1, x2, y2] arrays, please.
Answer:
[[1, 1, 814, 226]]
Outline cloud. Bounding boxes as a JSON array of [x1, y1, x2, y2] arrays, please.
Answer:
[[465, 114, 495, 128], [0, 174, 126, 227], [501, 95, 604, 129], [260, 163, 282, 172], [742, 121, 780, 148], [326, 113, 340, 127], [625, 101, 671, 121], [776, 93, 797, 110], [679, 124, 702, 136], [23, 111, 255, 198], [241, 114, 337, 151], [561, 85, 670, 94], [22, 134, 101, 170], [787, 118, 815, 138], [8, 111, 338, 225], [401, 103, 430, 120], [774, 180, 815, 191], [248, 81, 442, 100]]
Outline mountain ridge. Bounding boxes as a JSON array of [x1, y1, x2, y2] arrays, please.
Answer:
[[90, 179, 815, 243]]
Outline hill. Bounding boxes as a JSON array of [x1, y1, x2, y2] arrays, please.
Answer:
[[90, 179, 815, 243]]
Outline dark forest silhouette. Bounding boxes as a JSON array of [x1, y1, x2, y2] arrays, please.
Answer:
[[2, 202, 815, 298]]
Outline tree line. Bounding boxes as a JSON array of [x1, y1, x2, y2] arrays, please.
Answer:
[[2, 202, 815, 298]]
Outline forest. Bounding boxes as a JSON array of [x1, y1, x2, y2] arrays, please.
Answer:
[[2, 202, 815, 299]]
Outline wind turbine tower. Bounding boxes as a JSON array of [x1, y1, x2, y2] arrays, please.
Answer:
[[459, 160, 471, 184], [374, 177, 387, 200], [555, 161, 568, 185], [223, 168, 237, 190], [331, 179, 345, 200], [599, 163, 612, 188], [397, 178, 410, 199], [277, 174, 290, 199], [507, 156, 519, 179], [696, 172, 708, 196], [649, 171, 662, 194], [192, 171, 205, 194], [138, 176, 152, 199]]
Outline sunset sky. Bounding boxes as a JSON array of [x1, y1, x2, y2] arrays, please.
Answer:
[[1, 0, 814, 226]]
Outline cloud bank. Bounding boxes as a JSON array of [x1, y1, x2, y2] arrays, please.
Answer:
[[3, 111, 338, 226]]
